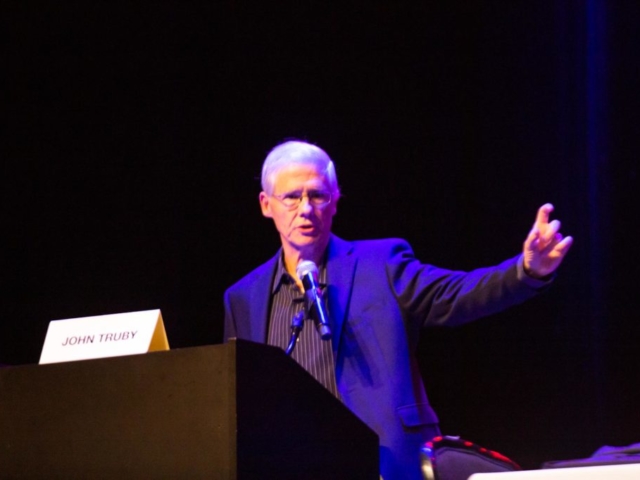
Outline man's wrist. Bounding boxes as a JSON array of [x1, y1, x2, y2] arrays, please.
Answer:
[[518, 255, 554, 286]]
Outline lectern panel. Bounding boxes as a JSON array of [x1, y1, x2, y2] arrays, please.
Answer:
[[0, 340, 378, 479]]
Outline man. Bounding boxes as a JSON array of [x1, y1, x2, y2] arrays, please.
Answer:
[[224, 140, 573, 479]]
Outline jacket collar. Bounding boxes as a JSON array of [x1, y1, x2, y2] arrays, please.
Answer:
[[252, 235, 357, 355], [326, 235, 357, 358]]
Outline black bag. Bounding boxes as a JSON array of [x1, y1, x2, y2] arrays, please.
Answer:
[[420, 435, 521, 480]]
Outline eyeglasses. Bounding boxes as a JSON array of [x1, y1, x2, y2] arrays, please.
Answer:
[[271, 190, 332, 210]]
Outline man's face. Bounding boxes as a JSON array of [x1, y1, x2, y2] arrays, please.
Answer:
[[259, 162, 337, 258]]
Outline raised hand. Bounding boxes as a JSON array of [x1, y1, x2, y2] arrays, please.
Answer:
[[522, 203, 573, 278]]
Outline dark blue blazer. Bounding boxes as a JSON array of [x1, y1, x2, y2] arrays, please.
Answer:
[[224, 235, 547, 479]]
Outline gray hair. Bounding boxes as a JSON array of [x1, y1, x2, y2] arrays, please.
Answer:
[[261, 140, 340, 196]]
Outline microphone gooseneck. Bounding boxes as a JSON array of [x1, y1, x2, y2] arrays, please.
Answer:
[[284, 311, 304, 356], [296, 260, 332, 340]]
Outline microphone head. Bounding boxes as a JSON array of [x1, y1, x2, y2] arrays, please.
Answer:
[[296, 260, 318, 279]]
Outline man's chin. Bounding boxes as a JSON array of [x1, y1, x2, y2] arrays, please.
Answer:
[[288, 234, 327, 250]]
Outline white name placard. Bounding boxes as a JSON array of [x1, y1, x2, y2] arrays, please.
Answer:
[[39, 309, 169, 364], [469, 463, 640, 479]]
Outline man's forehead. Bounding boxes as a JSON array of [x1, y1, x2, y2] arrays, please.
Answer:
[[272, 163, 330, 185]]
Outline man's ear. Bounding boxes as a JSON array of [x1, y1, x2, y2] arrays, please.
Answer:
[[329, 192, 339, 217], [259, 192, 273, 218]]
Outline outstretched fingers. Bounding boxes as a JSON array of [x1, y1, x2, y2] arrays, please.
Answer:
[[553, 235, 574, 257], [540, 219, 561, 245], [534, 203, 554, 229], [523, 204, 573, 277]]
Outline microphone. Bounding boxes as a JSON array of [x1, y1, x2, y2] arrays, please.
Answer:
[[296, 260, 332, 340]]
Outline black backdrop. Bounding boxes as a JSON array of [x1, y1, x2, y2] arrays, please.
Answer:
[[2, 1, 639, 470]]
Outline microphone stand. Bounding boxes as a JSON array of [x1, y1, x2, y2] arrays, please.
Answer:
[[303, 283, 331, 340], [284, 311, 305, 356]]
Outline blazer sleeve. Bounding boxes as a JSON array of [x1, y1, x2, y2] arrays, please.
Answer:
[[223, 288, 237, 341], [384, 239, 550, 328]]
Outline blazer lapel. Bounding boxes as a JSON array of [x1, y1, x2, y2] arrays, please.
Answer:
[[247, 251, 280, 343], [326, 235, 356, 358]]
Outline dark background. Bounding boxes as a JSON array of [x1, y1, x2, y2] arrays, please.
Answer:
[[2, 1, 639, 470]]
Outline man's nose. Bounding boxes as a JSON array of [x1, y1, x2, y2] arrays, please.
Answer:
[[298, 195, 313, 213]]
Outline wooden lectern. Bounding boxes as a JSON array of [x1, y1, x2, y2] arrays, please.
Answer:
[[0, 339, 379, 479]]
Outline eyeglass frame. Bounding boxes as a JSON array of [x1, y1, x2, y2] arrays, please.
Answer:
[[270, 189, 334, 210]]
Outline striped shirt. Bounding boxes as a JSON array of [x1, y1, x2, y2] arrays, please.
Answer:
[[266, 256, 339, 398]]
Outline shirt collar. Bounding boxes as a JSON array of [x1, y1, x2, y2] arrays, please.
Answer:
[[272, 255, 294, 294]]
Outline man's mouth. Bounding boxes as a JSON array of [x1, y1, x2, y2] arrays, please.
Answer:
[[297, 224, 316, 233]]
